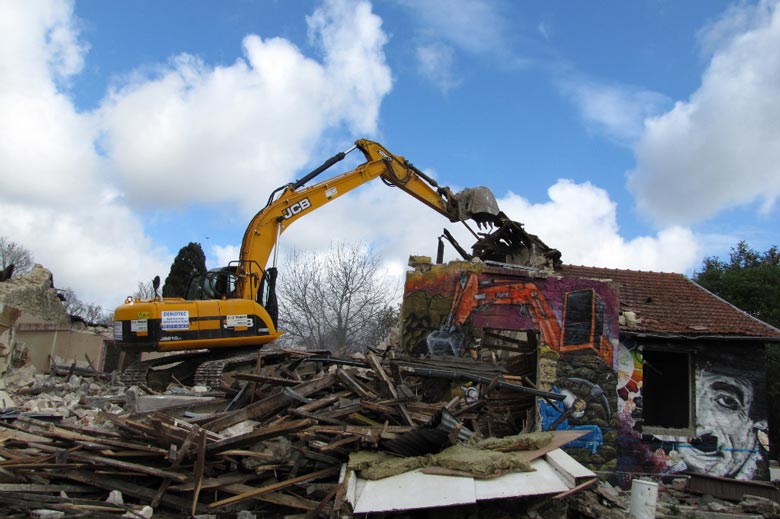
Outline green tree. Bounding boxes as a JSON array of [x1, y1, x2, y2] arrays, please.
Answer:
[[162, 242, 207, 298], [694, 241, 780, 327], [694, 241, 780, 458]]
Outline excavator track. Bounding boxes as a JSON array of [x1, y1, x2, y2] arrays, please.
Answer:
[[120, 363, 151, 387], [193, 352, 265, 388], [120, 350, 212, 387], [120, 347, 298, 390]]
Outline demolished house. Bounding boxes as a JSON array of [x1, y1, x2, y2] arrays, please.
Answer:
[[0, 265, 109, 375], [0, 216, 779, 518], [401, 255, 780, 487]]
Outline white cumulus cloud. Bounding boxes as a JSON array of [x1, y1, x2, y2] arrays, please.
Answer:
[[0, 0, 167, 310], [0, 0, 392, 310], [100, 0, 392, 213], [557, 77, 670, 144], [499, 180, 701, 273], [394, 0, 519, 91], [628, 0, 780, 225]]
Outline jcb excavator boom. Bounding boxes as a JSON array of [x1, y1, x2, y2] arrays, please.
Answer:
[[235, 139, 499, 304]]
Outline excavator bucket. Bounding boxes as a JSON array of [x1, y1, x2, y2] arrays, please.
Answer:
[[453, 186, 500, 226]]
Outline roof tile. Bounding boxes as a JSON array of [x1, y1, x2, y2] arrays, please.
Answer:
[[560, 265, 780, 339]]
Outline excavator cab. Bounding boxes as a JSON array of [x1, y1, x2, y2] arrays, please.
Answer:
[[184, 263, 279, 329], [186, 267, 239, 301]]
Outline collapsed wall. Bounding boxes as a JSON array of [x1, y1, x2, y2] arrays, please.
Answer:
[[0, 265, 107, 374], [0, 264, 70, 324]]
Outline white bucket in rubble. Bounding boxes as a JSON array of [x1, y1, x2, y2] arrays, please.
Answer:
[[629, 478, 658, 519]]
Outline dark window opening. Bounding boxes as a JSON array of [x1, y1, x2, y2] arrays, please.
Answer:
[[562, 289, 604, 348], [642, 349, 692, 429]]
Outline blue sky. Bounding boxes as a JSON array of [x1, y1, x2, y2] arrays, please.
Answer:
[[1, 0, 779, 310]]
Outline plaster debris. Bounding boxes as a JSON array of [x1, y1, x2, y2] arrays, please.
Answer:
[[0, 265, 69, 324]]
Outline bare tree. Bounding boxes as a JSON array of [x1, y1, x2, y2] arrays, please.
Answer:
[[60, 287, 109, 325], [0, 236, 34, 278], [277, 243, 399, 355], [60, 287, 84, 315], [133, 280, 157, 300]]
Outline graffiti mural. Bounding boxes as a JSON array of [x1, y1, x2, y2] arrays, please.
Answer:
[[402, 266, 619, 367], [401, 262, 770, 482], [538, 349, 606, 454], [401, 264, 620, 471], [616, 343, 769, 480]]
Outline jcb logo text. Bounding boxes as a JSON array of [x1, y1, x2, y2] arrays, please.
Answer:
[[282, 198, 312, 219]]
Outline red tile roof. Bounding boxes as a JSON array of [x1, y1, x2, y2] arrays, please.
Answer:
[[560, 264, 780, 340]]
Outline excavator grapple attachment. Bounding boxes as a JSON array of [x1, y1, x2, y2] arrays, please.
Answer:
[[453, 186, 501, 226]]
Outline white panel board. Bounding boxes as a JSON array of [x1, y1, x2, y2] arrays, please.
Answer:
[[474, 458, 570, 500], [350, 469, 477, 513], [345, 448, 593, 514], [546, 448, 597, 487]]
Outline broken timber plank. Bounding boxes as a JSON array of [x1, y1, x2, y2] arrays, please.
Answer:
[[207, 418, 315, 453], [60, 470, 207, 513], [332, 465, 347, 518], [366, 352, 398, 399], [0, 493, 130, 519], [312, 435, 361, 453], [552, 477, 598, 500], [287, 408, 349, 426], [220, 483, 323, 511], [302, 425, 414, 437], [366, 353, 415, 426], [202, 374, 338, 433], [11, 419, 169, 456], [303, 483, 337, 519], [0, 483, 93, 493], [68, 451, 188, 481], [191, 428, 208, 516], [151, 422, 200, 509], [234, 373, 301, 386], [336, 369, 378, 399], [293, 390, 353, 414], [208, 465, 340, 510], [168, 472, 257, 492]]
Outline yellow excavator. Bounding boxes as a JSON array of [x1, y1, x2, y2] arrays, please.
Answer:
[[112, 139, 501, 386]]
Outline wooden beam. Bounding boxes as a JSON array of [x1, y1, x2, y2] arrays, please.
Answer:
[[67, 451, 187, 482], [202, 374, 337, 433], [220, 484, 322, 511], [60, 471, 205, 513], [191, 428, 207, 516], [207, 418, 315, 453], [208, 465, 340, 510]]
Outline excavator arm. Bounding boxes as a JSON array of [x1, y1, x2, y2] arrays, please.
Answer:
[[235, 139, 499, 302]]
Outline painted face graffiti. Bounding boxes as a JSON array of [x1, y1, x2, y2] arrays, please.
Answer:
[[677, 371, 766, 479]]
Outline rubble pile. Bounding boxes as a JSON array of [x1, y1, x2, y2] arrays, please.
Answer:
[[568, 479, 780, 519], [1, 350, 778, 518], [0, 348, 600, 518], [0, 265, 70, 325]]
